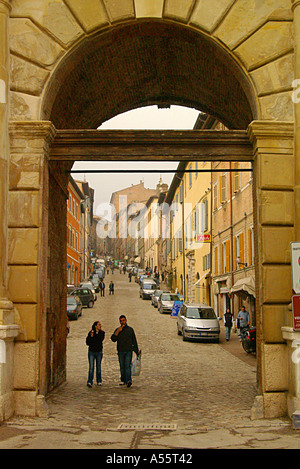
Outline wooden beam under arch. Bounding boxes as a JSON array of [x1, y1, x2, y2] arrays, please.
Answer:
[[50, 129, 253, 162]]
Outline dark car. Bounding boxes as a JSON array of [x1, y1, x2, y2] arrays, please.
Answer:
[[67, 296, 82, 320], [69, 287, 94, 308]]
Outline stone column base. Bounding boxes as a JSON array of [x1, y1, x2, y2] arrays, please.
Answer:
[[282, 327, 300, 419], [14, 391, 49, 418], [0, 324, 19, 421]]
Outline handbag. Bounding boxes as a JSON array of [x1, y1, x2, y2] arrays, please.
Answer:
[[131, 355, 141, 376]]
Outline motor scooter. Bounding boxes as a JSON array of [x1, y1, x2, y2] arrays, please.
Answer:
[[240, 326, 256, 355]]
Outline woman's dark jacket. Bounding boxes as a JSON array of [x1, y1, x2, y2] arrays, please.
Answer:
[[86, 330, 105, 352]]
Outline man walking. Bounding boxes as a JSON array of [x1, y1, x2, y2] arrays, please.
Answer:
[[99, 279, 105, 297], [111, 315, 139, 387], [237, 306, 250, 339]]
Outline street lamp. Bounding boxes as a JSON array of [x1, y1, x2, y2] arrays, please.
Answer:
[[236, 257, 247, 268]]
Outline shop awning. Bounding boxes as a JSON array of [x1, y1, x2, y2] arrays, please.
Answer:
[[231, 276, 255, 298], [134, 257, 141, 263]]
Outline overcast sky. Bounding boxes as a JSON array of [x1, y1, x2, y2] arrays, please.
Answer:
[[72, 105, 200, 212]]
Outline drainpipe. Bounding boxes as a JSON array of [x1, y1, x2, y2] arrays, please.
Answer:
[[229, 162, 234, 315], [181, 186, 186, 300]]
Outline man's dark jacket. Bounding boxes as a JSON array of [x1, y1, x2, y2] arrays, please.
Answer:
[[111, 325, 139, 354]]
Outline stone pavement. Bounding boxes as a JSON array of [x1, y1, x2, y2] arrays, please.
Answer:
[[0, 273, 299, 450]]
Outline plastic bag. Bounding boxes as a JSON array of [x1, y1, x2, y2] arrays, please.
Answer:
[[131, 356, 141, 376]]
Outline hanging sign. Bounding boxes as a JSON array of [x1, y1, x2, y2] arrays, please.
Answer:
[[291, 242, 300, 294], [196, 234, 211, 243], [292, 295, 300, 331]]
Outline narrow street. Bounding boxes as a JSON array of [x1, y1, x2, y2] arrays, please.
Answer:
[[0, 273, 299, 449]]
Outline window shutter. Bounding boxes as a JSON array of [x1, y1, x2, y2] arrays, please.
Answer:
[[239, 232, 244, 267], [226, 241, 230, 273], [214, 247, 218, 275]]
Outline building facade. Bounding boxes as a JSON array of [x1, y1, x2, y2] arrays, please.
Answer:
[[67, 177, 83, 286]]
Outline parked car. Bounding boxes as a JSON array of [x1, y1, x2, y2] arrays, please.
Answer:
[[138, 274, 151, 285], [158, 292, 180, 314], [177, 303, 220, 342], [135, 269, 146, 283], [69, 287, 94, 308], [140, 278, 158, 299], [67, 295, 82, 320], [151, 290, 165, 307], [89, 274, 100, 292], [80, 281, 97, 301], [95, 267, 105, 279]]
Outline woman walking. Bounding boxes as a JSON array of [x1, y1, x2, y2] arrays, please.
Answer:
[[224, 308, 233, 341], [86, 321, 105, 387]]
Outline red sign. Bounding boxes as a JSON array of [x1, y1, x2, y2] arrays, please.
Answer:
[[196, 234, 211, 243], [292, 295, 300, 331]]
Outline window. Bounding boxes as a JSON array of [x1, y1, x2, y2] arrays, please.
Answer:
[[214, 246, 219, 276], [220, 173, 227, 204], [178, 229, 183, 253], [232, 162, 240, 192], [234, 232, 244, 269], [248, 227, 255, 266], [200, 199, 208, 233], [213, 183, 218, 211], [203, 254, 210, 271], [221, 240, 230, 273]]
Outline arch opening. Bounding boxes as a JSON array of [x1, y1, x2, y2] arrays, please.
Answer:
[[43, 20, 258, 130]]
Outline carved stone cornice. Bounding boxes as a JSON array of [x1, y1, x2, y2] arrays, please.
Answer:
[[0, 0, 11, 13], [292, 0, 300, 12]]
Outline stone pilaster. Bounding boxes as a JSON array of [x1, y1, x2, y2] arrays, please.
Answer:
[[8, 121, 56, 417], [0, 0, 13, 318], [292, 0, 300, 240], [248, 121, 294, 418], [0, 0, 20, 422]]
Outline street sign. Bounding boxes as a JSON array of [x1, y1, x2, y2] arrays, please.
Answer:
[[196, 234, 211, 243], [291, 242, 300, 294], [171, 301, 183, 317], [292, 295, 300, 331]]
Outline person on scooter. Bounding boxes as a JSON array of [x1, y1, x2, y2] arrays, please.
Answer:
[[237, 306, 250, 339]]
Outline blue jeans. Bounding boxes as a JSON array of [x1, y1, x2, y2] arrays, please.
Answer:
[[226, 326, 231, 340], [118, 351, 132, 384], [88, 351, 103, 384]]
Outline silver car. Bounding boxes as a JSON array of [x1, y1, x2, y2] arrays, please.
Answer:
[[177, 303, 220, 342], [151, 290, 165, 307], [140, 279, 157, 299], [158, 292, 180, 314]]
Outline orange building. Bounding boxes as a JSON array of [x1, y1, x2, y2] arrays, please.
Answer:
[[67, 177, 84, 286]]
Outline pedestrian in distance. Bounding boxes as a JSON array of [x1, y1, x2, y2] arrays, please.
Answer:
[[128, 271, 132, 282], [86, 321, 105, 387], [237, 306, 250, 339], [99, 279, 105, 297], [224, 308, 233, 341], [109, 280, 114, 295], [111, 315, 139, 388]]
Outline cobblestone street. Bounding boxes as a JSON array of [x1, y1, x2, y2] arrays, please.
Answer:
[[0, 274, 299, 449]]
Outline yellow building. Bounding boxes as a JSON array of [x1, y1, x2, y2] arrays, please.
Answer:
[[165, 161, 211, 304]]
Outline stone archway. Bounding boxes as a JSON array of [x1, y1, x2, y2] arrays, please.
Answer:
[[1, 1, 299, 421]]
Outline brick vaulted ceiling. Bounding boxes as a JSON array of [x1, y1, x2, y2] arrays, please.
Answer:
[[43, 21, 257, 130]]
